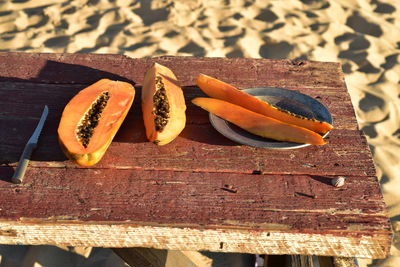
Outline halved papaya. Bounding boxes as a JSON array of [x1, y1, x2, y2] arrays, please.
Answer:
[[196, 74, 333, 134], [142, 63, 186, 145], [192, 97, 326, 145], [58, 79, 135, 166]]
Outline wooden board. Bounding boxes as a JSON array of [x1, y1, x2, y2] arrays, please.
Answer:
[[0, 53, 392, 258]]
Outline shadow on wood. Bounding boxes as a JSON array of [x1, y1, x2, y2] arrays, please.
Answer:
[[0, 59, 138, 163]]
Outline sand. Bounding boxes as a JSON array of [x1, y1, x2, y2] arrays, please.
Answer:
[[0, 0, 399, 266]]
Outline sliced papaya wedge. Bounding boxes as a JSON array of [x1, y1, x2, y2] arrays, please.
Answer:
[[58, 79, 135, 166], [196, 74, 333, 134], [192, 97, 326, 145], [142, 63, 186, 145]]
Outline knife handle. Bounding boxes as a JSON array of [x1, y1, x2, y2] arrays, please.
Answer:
[[11, 143, 36, 184]]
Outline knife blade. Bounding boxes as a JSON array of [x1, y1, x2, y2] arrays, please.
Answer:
[[11, 105, 49, 184]]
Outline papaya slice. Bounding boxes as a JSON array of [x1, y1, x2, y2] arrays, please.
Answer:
[[196, 74, 333, 134], [142, 63, 186, 145], [58, 79, 135, 166], [192, 97, 326, 145]]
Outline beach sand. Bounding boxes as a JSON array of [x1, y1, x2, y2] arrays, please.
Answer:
[[0, 0, 399, 266]]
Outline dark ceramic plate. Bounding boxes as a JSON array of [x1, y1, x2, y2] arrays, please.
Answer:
[[209, 87, 333, 149]]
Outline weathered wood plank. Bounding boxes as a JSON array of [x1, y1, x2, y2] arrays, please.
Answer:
[[0, 167, 389, 229], [0, 82, 373, 176], [0, 220, 391, 258], [0, 167, 391, 258], [0, 53, 391, 258], [0, 53, 344, 89]]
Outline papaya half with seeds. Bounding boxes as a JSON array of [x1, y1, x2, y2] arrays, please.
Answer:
[[196, 74, 333, 134], [192, 97, 326, 145], [142, 63, 186, 145], [58, 79, 135, 166]]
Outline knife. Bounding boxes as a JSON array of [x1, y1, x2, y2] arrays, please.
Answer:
[[11, 105, 49, 184]]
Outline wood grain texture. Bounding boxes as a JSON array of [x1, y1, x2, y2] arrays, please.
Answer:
[[0, 52, 391, 258]]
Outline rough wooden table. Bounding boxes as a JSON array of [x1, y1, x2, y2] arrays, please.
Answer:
[[0, 52, 392, 259]]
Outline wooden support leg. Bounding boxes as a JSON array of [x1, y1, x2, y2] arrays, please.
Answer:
[[113, 248, 255, 267], [318, 256, 357, 267], [112, 248, 215, 267], [114, 249, 357, 267], [264, 255, 315, 267], [113, 248, 167, 267], [331, 257, 357, 267], [290, 255, 315, 266], [264, 255, 356, 267]]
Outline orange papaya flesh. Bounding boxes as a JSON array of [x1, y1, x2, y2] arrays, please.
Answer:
[[58, 79, 135, 166], [192, 97, 326, 145], [196, 74, 333, 134], [142, 63, 186, 145]]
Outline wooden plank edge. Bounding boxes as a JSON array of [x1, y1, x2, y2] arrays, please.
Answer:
[[0, 221, 390, 259]]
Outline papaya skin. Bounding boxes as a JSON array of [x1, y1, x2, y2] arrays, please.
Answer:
[[142, 63, 186, 145], [196, 74, 333, 134], [192, 97, 326, 145], [58, 136, 112, 167], [58, 79, 135, 166]]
